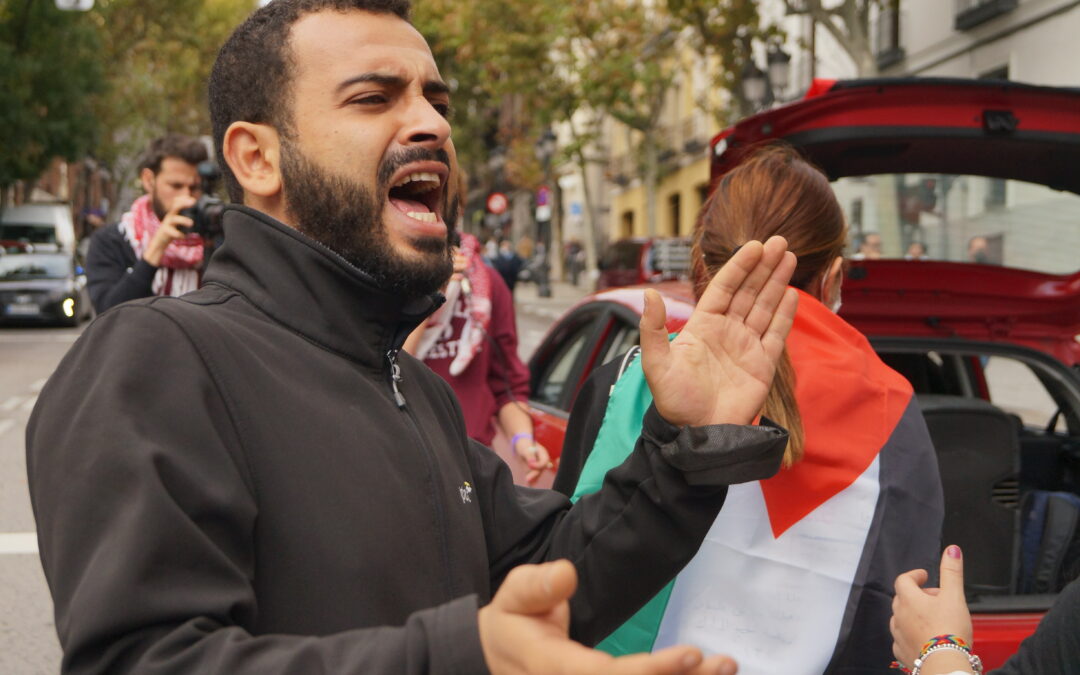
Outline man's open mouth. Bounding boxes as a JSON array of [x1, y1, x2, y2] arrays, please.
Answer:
[[387, 170, 444, 224]]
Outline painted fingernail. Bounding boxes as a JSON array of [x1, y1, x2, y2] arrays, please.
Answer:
[[947, 545, 961, 559]]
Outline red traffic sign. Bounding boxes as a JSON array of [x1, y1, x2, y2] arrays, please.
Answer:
[[487, 192, 509, 215], [537, 186, 552, 207]]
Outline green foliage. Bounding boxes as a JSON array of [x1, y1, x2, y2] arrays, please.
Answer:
[[0, 0, 253, 191], [89, 0, 254, 185], [414, 0, 564, 190], [0, 0, 104, 187], [665, 0, 777, 123]]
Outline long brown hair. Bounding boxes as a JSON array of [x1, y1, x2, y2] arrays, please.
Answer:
[[691, 143, 846, 466]]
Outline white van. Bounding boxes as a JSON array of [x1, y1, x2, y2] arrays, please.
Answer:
[[0, 203, 77, 252]]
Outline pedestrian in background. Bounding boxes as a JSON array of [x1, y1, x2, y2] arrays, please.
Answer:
[[405, 231, 551, 484], [85, 134, 209, 312], [852, 231, 883, 259], [491, 238, 524, 295]]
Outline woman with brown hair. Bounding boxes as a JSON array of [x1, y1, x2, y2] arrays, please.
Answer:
[[554, 143, 944, 674]]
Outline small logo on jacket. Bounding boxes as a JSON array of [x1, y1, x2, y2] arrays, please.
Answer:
[[459, 481, 473, 504]]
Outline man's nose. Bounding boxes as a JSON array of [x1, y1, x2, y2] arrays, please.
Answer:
[[400, 97, 451, 149]]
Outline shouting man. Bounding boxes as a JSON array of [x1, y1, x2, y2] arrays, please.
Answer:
[[28, 1, 799, 673]]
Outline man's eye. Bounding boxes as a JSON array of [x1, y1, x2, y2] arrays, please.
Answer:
[[351, 95, 388, 106], [433, 103, 452, 119]]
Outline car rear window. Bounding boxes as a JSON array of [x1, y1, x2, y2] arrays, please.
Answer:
[[0, 223, 59, 246], [835, 173, 1080, 274], [0, 254, 69, 280]]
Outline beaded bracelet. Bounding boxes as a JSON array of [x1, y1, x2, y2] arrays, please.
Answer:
[[890, 635, 982, 675]]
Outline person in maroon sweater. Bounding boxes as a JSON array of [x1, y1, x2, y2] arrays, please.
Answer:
[[405, 232, 552, 484]]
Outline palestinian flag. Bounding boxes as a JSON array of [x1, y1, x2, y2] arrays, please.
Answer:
[[570, 290, 942, 673]]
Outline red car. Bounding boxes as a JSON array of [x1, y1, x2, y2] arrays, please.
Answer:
[[519, 78, 1080, 668]]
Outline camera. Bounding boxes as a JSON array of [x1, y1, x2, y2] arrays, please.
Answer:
[[179, 161, 226, 240]]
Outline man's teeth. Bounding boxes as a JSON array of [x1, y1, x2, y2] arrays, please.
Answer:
[[393, 171, 441, 188], [406, 211, 438, 223]]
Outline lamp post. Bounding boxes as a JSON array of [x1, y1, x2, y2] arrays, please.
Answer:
[[741, 44, 792, 112], [533, 128, 557, 298], [485, 146, 507, 236]]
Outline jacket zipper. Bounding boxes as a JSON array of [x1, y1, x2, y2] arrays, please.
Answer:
[[384, 347, 456, 599], [386, 349, 407, 408]]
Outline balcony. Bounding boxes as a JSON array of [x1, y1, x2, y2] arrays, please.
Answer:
[[681, 116, 707, 155], [955, 0, 1018, 31], [606, 154, 633, 187]]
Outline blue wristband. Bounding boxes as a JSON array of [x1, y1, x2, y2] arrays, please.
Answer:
[[510, 432, 533, 455]]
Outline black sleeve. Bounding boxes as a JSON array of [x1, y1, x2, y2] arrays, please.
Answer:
[[991, 577, 1080, 674], [86, 224, 159, 313], [27, 306, 488, 675], [468, 401, 788, 647], [551, 359, 622, 496]]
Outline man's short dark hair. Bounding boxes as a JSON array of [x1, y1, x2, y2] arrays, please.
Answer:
[[209, 0, 413, 202], [139, 134, 209, 175]]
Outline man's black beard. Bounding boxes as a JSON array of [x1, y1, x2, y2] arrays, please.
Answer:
[[151, 191, 168, 222], [279, 140, 453, 298]]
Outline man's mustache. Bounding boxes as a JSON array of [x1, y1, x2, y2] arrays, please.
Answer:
[[377, 147, 451, 189]]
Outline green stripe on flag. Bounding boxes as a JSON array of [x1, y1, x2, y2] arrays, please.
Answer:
[[571, 354, 675, 655]]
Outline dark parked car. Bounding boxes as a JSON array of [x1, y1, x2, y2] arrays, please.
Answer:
[[523, 78, 1080, 668], [0, 250, 93, 327]]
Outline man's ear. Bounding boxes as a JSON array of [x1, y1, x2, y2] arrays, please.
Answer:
[[139, 168, 155, 195], [222, 122, 282, 199]]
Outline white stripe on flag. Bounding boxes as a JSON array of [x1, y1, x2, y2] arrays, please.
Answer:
[[653, 456, 881, 675]]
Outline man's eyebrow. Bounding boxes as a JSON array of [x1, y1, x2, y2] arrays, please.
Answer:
[[335, 72, 450, 97], [423, 80, 450, 97]]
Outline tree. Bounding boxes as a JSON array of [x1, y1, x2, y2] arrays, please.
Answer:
[[781, 0, 881, 77], [0, 0, 104, 193], [665, 0, 778, 123], [414, 0, 563, 191], [88, 0, 254, 200], [564, 0, 681, 237]]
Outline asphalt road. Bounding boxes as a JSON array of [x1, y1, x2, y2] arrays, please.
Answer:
[[0, 280, 585, 674], [0, 325, 82, 674]]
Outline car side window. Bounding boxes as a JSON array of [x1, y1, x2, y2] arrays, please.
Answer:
[[984, 355, 1064, 432], [533, 329, 591, 410], [600, 321, 640, 368]]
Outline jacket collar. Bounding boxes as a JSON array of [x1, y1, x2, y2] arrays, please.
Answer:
[[203, 205, 442, 367]]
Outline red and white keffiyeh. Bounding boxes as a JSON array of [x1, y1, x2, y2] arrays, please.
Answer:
[[415, 232, 493, 375], [118, 194, 204, 297]]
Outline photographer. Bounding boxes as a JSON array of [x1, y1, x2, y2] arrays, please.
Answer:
[[86, 134, 211, 313]]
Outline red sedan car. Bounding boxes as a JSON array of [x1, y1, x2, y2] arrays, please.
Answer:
[[520, 78, 1080, 668]]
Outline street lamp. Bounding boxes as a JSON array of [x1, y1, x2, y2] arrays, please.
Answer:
[[767, 45, 792, 98], [535, 128, 557, 167], [533, 129, 557, 298], [741, 44, 792, 112], [740, 61, 769, 111]]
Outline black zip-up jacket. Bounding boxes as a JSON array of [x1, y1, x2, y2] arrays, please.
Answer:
[[85, 221, 160, 313], [27, 206, 788, 674]]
